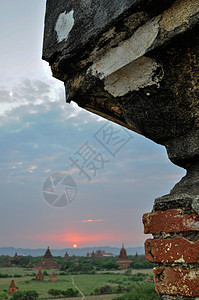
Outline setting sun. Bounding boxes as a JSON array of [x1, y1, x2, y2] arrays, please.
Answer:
[[73, 244, 77, 248]]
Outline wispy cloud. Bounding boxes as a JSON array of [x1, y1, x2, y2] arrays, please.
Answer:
[[0, 76, 101, 129], [80, 219, 104, 223], [27, 165, 37, 173], [89, 177, 111, 184]]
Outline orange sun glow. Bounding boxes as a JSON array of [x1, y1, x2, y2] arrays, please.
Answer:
[[73, 244, 77, 248]]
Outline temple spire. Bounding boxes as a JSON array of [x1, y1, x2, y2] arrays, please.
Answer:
[[44, 246, 52, 259]]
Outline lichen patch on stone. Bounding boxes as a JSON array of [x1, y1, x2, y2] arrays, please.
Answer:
[[89, 16, 160, 79], [55, 10, 74, 43], [104, 56, 163, 97], [160, 0, 199, 33]]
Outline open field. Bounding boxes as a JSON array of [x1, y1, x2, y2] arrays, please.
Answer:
[[0, 267, 35, 276], [97, 269, 153, 275], [0, 267, 154, 299], [0, 274, 127, 296], [55, 295, 121, 300]]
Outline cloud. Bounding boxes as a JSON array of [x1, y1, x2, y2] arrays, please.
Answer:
[[89, 177, 111, 184], [80, 219, 104, 223], [27, 165, 37, 173], [0, 76, 102, 128], [0, 78, 72, 124]]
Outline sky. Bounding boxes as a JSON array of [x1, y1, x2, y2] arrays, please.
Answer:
[[0, 0, 186, 250]]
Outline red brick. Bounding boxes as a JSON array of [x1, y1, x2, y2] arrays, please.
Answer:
[[143, 209, 199, 234], [154, 267, 199, 297], [145, 238, 199, 263]]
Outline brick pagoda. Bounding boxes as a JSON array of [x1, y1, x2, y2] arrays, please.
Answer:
[[35, 268, 44, 281], [64, 251, 69, 260], [116, 244, 131, 269], [33, 246, 60, 270], [8, 279, 18, 294], [50, 270, 57, 281]]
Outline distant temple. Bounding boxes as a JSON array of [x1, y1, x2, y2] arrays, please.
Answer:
[[2, 257, 7, 266], [50, 270, 57, 281], [134, 251, 145, 263], [8, 279, 18, 294], [2, 257, 11, 267], [87, 249, 114, 258], [13, 252, 18, 260], [12, 252, 19, 266], [91, 251, 96, 258], [33, 246, 60, 270], [35, 268, 44, 281], [64, 251, 69, 260], [116, 244, 132, 269], [7, 258, 12, 266], [135, 252, 139, 260]]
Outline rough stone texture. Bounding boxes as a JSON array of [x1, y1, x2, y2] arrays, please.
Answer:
[[153, 194, 195, 212], [43, 0, 199, 298], [43, 0, 199, 149], [43, 0, 176, 63], [143, 209, 199, 234], [43, 0, 199, 146], [160, 295, 195, 300], [154, 267, 199, 297], [145, 238, 199, 263]]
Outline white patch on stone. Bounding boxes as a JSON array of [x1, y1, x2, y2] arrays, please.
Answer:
[[89, 16, 160, 79], [187, 270, 198, 279], [174, 256, 185, 263], [182, 218, 199, 229], [104, 56, 163, 97], [55, 10, 74, 43]]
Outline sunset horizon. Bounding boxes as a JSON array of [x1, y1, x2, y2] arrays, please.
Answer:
[[0, 0, 184, 260]]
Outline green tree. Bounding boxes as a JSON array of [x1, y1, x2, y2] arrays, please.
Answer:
[[125, 269, 132, 276], [61, 288, 79, 297], [116, 284, 126, 293], [11, 290, 39, 300], [102, 260, 120, 270], [48, 289, 61, 297], [48, 288, 78, 297], [100, 285, 113, 294], [113, 283, 159, 300], [43, 270, 49, 276], [0, 291, 8, 299], [94, 288, 100, 295]]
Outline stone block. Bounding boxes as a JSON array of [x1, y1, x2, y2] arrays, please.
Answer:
[[143, 209, 199, 234], [145, 238, 199, 263], [154, 267, 199, 297]]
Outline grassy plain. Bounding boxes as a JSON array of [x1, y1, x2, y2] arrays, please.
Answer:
[[0, 267, 154, 299]]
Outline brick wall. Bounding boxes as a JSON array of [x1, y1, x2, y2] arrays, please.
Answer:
[[143, 208, 199, 298]]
